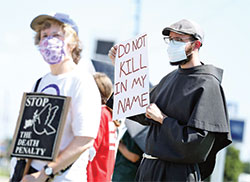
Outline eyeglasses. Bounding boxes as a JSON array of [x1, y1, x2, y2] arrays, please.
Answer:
[[163, 36, 195, 44]]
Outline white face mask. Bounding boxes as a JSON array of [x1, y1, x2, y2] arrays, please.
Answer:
[[167, 40, 188, 64]]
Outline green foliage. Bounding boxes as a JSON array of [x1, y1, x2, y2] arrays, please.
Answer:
[[243, 162, 250, 174], [224, 146, 243, 182]]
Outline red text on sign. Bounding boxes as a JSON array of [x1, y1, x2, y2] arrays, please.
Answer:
[[131, 74, 147, 89], [117, 92, 148, 114], [118, 34, 147, 58], [119, 54, 147, 77], [114, 80, 127, 96]]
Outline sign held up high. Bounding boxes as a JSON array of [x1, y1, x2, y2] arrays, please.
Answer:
[[113, 33, 150, 120], [10, 92, 71, 161]]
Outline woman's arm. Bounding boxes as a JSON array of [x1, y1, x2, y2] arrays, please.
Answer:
[[21, 136, 94, 182]]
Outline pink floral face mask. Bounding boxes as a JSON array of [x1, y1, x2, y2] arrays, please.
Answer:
[[39, 36, 66, 65]]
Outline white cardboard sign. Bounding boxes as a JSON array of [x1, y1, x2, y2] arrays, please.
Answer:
[[113, 33, 149, 120]]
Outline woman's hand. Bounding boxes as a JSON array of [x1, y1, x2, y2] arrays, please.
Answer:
[[145, 103, 167, 124], [108, 45, 118, 65], [21, 171, 47, 182]]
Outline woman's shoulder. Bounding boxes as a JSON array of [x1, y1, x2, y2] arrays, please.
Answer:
[[71, 66, 94, 81]]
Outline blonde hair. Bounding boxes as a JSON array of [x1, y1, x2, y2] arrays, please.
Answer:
[[34, 19, 82, 64], [93, 72, 113, 105]]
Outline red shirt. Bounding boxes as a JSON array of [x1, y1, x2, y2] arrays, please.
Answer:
[[87, 105, 117, 182]]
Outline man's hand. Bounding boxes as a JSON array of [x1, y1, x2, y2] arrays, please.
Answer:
[[108, 45, 117, 65], [145, 103, 167, 124]]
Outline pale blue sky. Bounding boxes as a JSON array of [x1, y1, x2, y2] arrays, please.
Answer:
[[0, 0, 249, 161]]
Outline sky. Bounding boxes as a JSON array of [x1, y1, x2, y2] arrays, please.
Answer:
[[0, 0, 250, 161]]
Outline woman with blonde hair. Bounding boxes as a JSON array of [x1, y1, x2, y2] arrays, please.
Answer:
[[10, 13, 101, 182]]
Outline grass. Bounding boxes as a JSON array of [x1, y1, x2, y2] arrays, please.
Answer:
[[0, 168, 9, 177]]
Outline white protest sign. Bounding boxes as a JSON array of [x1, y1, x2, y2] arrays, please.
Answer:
[[113, 33, 149, 120]]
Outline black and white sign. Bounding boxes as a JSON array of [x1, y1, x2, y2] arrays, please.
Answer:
[[11, 92, 71, 161]]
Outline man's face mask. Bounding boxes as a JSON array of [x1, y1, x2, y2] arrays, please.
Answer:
[[39, 36, 66, 65], [167, 40, 188, 65]]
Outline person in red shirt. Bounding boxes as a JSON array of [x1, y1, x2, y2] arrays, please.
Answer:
[[87, 72, 118, 182]]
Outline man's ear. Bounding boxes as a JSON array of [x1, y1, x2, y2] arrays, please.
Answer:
[[194, 40, 201, 50]]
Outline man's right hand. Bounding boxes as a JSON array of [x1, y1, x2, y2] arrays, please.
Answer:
[[146, 103, 167, 124], [108, 45, 117, 65]]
